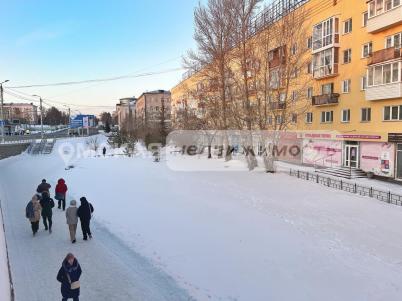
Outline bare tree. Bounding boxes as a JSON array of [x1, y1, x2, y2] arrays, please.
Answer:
[[86, 136, 100, 152]]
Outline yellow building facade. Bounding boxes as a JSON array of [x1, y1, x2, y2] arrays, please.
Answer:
[[171, 0, 402, 180]]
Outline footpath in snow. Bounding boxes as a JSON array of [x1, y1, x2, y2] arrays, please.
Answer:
[[1, 135, 402, 300], [0, 143, 192, 301]]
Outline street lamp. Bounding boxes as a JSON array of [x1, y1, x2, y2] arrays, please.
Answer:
[[0, 80, 10, 143], [32, 95, 44, 140]]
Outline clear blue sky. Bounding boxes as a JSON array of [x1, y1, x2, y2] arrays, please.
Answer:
[[0, 0, 202, 114]]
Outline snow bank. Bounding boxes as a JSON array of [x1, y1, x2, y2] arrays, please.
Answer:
[[0, 203, 11, 301], [63, 151, 402, 301]]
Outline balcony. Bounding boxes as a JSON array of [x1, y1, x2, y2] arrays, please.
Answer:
[[368, 47, 401, 65], [367, 1, 402, 33], [313, 64, 339, 79], [312, 93, 339, 106], [366, 83, 402, 101], [269, 102, 286, 110], [268, 46, 287, 69]]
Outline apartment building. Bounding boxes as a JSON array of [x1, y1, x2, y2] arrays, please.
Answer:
[[171, 0, 402, 180], [2, 102, 38, 124], [135, 90, 171, 127], [115, 97, 136, 130]]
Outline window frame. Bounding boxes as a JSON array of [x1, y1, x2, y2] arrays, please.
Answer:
[[361, 108, 372, 122], [343, 48, 352, 64], [362, 42, 373, 58], [341, 79, 351, 93], [383, 105, 402, 121], [320, 110, 334, 123], [341, 109, 351, 123], [305, 112, 313, 124], [343, 18, 353, 34]]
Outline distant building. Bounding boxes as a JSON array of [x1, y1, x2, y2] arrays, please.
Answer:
[[116, 97, 136, 130], [2, 103, 38, 124], [135, 90, 171, 128]]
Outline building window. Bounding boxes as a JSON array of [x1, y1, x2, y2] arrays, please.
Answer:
[[343, 18, 352, 34], [321, 83, 334, 95], [291, 91, 298, 102], [369, 0, 402, 18], [361, 75, 367, 90], [368, 62, 401, 86], [341, 79, 351, 93], [269, 69, 280, 88], [362, 11, 368, 27], [312, 17, 339, 51], [307, 61, 313, 74], [313, 47, 339, 78], [343, 49, 352, 64], [291, 113, 298, 123], [291, 67, 298, 78], [386, 32, 402, 49], [384, 105, 402, 121], [307, 36, 312, 49], [361, 108, 371, 122], [291, 44, 297, 55], [307, 87, 313, 99], [341, 109, 351, 122], [321, 111, 334, 123], [279, 92, 286, 102], [362, 42, 373, 58], [305, 112, 313, 123], [276, 115, 284, 124], [267, 116, 273, 125]]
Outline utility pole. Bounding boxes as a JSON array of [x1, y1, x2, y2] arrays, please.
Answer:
[[33, 95, 44, 140], [0, 80, 9, 144]]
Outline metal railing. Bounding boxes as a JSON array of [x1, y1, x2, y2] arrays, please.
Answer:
[[289, 169, 402, 206]]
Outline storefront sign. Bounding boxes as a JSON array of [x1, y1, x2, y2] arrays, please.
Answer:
[[302, 139, 342, 167], [336, 134, 382, 140], [389, 133, 402, 143]]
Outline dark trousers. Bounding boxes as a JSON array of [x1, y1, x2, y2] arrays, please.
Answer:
[[58, 199, 66, 210], [80, 219, 91, 239], [42, 215, 52, 230], [31, 221, 39, 233], [62, 298, 79, 301]]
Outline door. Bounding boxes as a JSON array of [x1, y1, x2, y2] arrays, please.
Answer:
[[344, 145, 359, 168], [397, 144, 402, 179]]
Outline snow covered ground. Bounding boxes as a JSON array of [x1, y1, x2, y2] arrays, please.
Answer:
[[1, 135, 402, 300], [0, 199, 11, 301]]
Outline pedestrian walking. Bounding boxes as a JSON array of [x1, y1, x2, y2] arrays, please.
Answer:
[[102, 146, 106, 156], [40, 191, 55, 233], [66, 200, 78, 243], [57, 253, 82, 301], [25, 194, 42, 236], [36, 179, 51, 194], [55, 178, 68, 211], [77, 197, 94, 240]]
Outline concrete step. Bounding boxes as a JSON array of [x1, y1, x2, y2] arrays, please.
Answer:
[[316, 167, 367, 179]]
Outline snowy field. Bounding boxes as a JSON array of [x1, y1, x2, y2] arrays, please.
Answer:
[[1, 135, 402, 300]]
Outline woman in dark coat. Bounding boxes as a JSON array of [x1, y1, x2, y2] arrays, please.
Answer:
[[57, 253, 82, 301]]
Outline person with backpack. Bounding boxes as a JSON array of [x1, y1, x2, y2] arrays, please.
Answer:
[[77, 197, 94, 240], [40, 191, 55, 233], [66, 200, 78, 243], [25, 194, 42, 236], [57, 253, 82, 301], [36, 179, 51, 194], [55, 178, 68, 211]]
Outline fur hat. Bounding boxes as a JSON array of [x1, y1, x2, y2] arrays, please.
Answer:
[[70, 200, 76, 206]]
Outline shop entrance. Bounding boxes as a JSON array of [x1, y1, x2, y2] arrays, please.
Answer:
[[344, 142, 359, 168], [397, 144, 402, 179]]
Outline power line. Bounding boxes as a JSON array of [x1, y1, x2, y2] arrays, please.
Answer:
[[8, 68, 184, 89]]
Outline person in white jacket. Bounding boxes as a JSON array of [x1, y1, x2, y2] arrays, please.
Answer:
[[66, 200, 78, 243]]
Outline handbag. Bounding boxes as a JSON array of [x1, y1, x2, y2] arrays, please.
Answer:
[[66, 273, 80, 290], [71, 281, 80, 290]]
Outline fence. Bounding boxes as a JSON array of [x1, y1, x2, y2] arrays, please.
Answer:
[[289, 169, 402, 206]]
